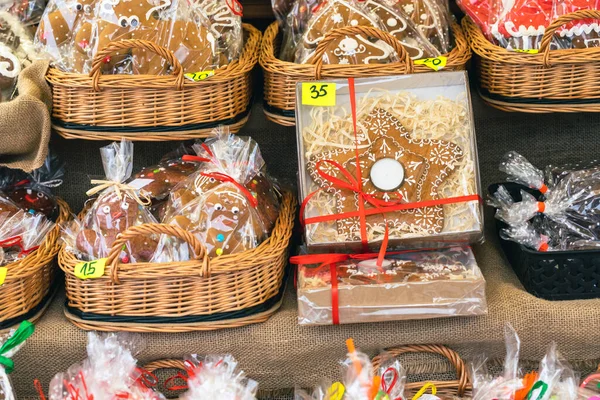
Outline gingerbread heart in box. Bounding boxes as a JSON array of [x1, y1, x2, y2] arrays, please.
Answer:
[[162, 132, 280, 259], [63, 140, 161, 263]]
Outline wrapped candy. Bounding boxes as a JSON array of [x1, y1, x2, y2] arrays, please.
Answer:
[[0, 209, 55, 264], [41, 332, 165, 400], [499, 221, 551, 251], [61, 140, 161, 263], [499, 151, 548, 194], [0, 321, 35, 400], [177, 355, 258, 400], [162, 131, 280, 259], [0, 11, 35, 102]]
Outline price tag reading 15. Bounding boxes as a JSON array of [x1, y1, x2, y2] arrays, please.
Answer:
[[74, 258, 107, 280], [301, 82, 336, 106]]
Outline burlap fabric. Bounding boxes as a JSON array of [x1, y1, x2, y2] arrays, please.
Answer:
[[10, 81, 600, 398], [0, 60, 52, 172]]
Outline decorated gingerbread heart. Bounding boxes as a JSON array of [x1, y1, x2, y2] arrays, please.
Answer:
[[307, 108, 463, 240]]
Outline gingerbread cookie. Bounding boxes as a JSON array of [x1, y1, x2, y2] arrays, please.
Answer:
[[307, 108, 463, 240], [397, 0, 450, 53], [308, 33, 397, 64], [362, 0, 440, 59], [130, 160, 198, 201], [7, 187, 57, 216]]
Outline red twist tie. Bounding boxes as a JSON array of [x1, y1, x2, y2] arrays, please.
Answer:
[[200, 172, 258, 208], [538, 242, 549, 252]]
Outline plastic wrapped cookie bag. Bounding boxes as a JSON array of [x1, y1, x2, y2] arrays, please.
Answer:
[[553, 0, 600, 49], [294, 0, 382, 63], [162, 131, 280, 259], [1, 0, 47, 25], [0, 11, 34, 102], [62, 140, 160, 263], [191, 0, 244, 62], [43, 332, 165, 400], [278, 0, 322, 61], [0, 321, 35, 400], [397, 0, 452, 53], [178, 355, 258, 400], [34, 0, 95, 72], [0, 209, 54, 264]]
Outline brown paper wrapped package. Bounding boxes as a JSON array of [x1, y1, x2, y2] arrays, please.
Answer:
[[0, 60, 51, 172]]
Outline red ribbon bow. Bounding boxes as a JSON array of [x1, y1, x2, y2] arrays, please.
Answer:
[[0, 235, 39, 257]]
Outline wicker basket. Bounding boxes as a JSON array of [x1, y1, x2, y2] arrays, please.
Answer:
[[463, 10, 600, 112], [0, 198, 70, 330], [47, 23, 261, 141], [58, 192, 296, 332], [372, 344, 471, 398], [260, 21, 472, 126]]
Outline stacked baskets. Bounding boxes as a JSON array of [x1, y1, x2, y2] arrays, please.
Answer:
[[260, 22, 472, 126], [0, 198, 70, 331], [48, 24, 261, 140], [464, 10, 600, 112], [58, 192, 296, 332]]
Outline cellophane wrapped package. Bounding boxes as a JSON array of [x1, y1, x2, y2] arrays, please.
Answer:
[[35, 0, 243, 75], [0, 209, 54, 265], [0, 11, 35, 102], [178, 355, 258, 400], [296, 72, 483, 251], [295, 246, 487, 325], [161, 131, 280, 259], [45, 332, 165, 400], [0, 321, 35, 400], [1, 0, 47, 25], [61, 140, 162, 263]]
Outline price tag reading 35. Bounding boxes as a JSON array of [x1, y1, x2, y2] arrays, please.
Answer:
[[74, 258, 107, 280], [301, 82, 336, 106]]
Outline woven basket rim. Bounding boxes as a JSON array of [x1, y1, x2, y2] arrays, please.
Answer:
[[463, 14, 600, 66], [259, 20, 471, 77], [46, 23, 261, 89], [4, 197, 70, 279], [59, 191, 296, 280]]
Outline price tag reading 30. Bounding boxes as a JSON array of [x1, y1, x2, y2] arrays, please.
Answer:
[[74, 258, 107, 280], [301, 82, 336, 106]]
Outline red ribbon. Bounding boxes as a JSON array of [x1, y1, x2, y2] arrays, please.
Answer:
[[181, 155, 211, 163], [200, 172, 258, 208], [165, 360, 197, 391], [226, 0, 243, 15], [0, 235, 40, 257], [381, 367, 403, 400]]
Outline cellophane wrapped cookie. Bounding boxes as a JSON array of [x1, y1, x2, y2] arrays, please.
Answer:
[[296, 72, 483, 251], [178, 355, 258, 400], [0, 11, 35, 102], [1, 0, 47, 25], [61, 140, 161, 263], [162, 131, 280, 259], [44, 332, 165, 400], [0, 321, 34, 400], [553, 0, 600, 49], [397, 0, 452, 53], [0, 209, 54, 265]]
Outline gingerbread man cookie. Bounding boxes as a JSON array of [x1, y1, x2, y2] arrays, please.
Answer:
[[307, 108, 463, 240]]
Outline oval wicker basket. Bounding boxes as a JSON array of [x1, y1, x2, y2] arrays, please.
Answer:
[[58, 192, 296, 332], [372, 344, 471, 398], [260, 21, 472, 126], [463, 10, 600, 112], [0, 197, 71, 331], [47, 23, 261, 141]]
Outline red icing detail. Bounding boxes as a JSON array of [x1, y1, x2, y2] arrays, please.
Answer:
[[25, 194, 38, 203], [103, 55, 111, 63], [121, 255, 130, 263]]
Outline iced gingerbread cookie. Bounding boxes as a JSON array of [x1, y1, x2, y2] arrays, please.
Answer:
[[397, 0, 450, 52], [316, 33, 397, 64], [307, 108, 463, 240], [0, 15, 24, 93], [7, 187, 56, 216], [130, 161, 198, 201]]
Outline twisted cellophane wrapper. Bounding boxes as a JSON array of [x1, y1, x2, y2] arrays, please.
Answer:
[[300, 86, 482, 248], [179, 355, 258, 400], [0, 322, 34, 400], [47, 332, 165, 400], [0, 208, 55, 265]]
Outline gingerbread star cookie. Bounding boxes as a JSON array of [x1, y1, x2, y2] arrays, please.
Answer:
[[307, 108, 463, 240]]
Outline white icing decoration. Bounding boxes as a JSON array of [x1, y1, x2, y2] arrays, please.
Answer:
[[0, 44, 20, 79]]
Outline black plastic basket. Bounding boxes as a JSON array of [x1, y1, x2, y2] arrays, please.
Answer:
[[489, 183, 600, 301]]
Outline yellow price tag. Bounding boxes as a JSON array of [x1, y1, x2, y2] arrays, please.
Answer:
[[301, 82, 336, 106], [326, 382, 345, 400], [0, 267, 7, 286], [74, 258, 107, 280], [414, 56, 447, 71], [513, 49, 539, 54], [184, 70, 215, 82]]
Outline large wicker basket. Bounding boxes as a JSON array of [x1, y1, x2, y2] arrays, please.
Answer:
[[260, 21, 472, 126], [0, 198, 70, 331], [47, 23, 261, 141], [463, 10, 600, 112], [372, 344, 471, 398], [58, 192, 296, 332]]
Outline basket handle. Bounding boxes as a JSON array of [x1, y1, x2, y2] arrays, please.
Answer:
[[307, 25, 414, 79], [89, 39, 185, 91], [371, 344, 469, 396], [106, 223, 210, 284], [143, 359, 186, 373], [539, 9, 600, 67]]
